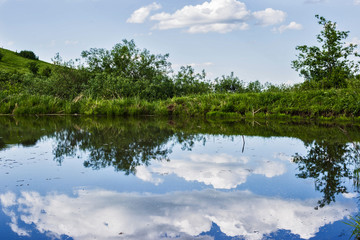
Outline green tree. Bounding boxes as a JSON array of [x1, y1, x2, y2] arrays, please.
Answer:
[[214, 72, 245, 93], [81, 39, 173, 100], [18, 50, 39, 60], [246, 80, 263, 93], [0, 51, 4, 61], [173, 66, 211, 96], [292, 15, 360, 89]]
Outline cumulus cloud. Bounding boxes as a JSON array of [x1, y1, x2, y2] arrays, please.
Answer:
[[252, 8, 287, 26], [274, 152, 293, 162], [188, 22, 249, 33], [149, 0, 251, 33], [274, 21, 303, 33], [0, 196, 30, 238], [127, 2, 162, 24], [0, 192, 16, 207], [0, 189, 356, 240], [127, 0, 289, 33], [136, 153, 288, 189]]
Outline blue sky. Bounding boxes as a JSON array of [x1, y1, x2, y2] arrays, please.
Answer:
[[0, 0, 359, 84]]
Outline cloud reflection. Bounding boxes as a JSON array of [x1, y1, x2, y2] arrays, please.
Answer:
[[0, 189, 355, 240], [136, 153, 287, 189]]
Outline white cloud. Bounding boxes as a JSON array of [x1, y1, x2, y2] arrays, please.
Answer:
[[0, 192, 16, 207], [343, 192, 358, 199], [274, 21, 303, 33], [188, 22, 249, 33], [135, 165, 163, 185], [355, 0, 360, 5], [1, 189, 356, 240], [274, 152, 293, 162], [252, 8, 287, 26], [142, 0, 288, 33], [150, 0, 251, 33], [136, 153, 287, 189], [127, 2, 162, 24]]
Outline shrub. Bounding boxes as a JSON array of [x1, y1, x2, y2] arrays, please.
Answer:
[[18, 50, 39, 60]]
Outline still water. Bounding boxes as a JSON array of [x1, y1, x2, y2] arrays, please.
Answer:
[[0, 116, 359, 240]]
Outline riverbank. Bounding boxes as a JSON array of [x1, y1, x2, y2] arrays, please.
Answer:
[[1, 89, 360, 121]]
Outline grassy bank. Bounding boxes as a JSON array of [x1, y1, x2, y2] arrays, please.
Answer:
[[0, 48, 51, 73], [1, 89, 360, 121]]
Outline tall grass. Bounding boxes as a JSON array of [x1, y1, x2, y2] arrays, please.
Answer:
[[1, 89, 360, 120]]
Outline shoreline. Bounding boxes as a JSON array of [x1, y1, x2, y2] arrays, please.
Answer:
[[1, 89, 360, 123]]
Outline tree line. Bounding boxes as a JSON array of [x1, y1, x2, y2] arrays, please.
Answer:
[[1, 15, 360, 102], [1, 39, 294, 101]]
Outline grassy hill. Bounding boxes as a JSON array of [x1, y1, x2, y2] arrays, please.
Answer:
[[0, 48, 52, 73]]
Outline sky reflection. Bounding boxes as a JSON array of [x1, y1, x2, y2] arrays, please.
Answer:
[[136, 153, 288, 189], [0, 189, 356, 240]]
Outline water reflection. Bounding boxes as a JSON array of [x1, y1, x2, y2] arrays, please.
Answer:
[[136, 153, 287, 189], [0, 189, 356, 240], [52, 122, 176, 175], [2, 116, 360, 239], [293, 140, 360, 209], [1, 117, 360, 203]]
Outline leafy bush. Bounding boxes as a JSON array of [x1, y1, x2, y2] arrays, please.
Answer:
[[214, 72, 245, 93], [18, 50, 39, 60], [81, 39, 175, 101], [173, 66, 211, 96], [246, 80, 263, 93]]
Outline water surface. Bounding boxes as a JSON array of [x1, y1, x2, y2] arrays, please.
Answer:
[[0, 116, 359, 239]]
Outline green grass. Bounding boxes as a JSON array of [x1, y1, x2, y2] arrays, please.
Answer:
[[1, 89, 360, 122], [0, 48, 51, 73]]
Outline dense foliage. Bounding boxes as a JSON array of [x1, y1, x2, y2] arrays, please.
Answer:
[[292, 15, 360, 89], [2, 39, 290, 103], [18, 50, 39, 60]]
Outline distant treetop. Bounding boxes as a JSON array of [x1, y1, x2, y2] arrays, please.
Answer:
[[18, 50, 39, 60]]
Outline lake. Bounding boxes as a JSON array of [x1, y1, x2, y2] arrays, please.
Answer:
[[0, 116, 359, 240]]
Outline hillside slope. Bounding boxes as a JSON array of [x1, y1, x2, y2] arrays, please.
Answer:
[[0, 48, 51, 73]]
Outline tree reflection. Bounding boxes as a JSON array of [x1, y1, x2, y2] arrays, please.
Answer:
[[53, 122, 173, 174], [51, 119, 207, 175], [293, 140, 360, 209]]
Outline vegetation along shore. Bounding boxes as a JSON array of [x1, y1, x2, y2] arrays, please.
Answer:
[[1, 15, 360, 120]]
